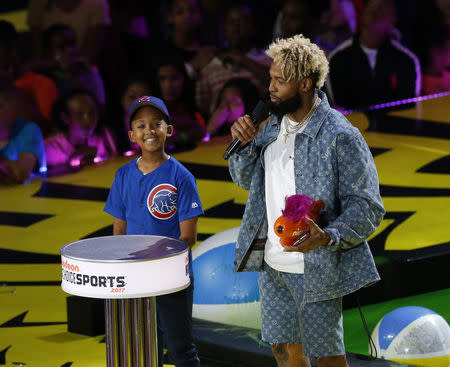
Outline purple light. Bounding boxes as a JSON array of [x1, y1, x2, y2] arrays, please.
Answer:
[[341, 91, 450, 115], [93, 156, 104, 164]]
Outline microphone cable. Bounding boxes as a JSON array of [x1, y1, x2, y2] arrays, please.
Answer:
[[356, 295, 378, 360]]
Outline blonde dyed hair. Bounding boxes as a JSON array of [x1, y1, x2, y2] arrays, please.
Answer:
[[266, 34, 329, 89]]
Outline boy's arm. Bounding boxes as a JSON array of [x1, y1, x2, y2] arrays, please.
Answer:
[[179, 217, 198, 249], [113, 217, 127, 235]]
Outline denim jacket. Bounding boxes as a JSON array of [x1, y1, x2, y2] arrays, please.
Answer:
[[228, 90, 385, 303]]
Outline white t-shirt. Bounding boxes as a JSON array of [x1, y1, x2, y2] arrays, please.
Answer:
[[263, 115, 308, 273], [361, 45, 378, 71]]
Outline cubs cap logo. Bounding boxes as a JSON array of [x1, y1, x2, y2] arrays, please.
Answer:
[[147, 184, 178, 220]]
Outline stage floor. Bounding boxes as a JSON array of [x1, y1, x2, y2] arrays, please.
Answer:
[[0, 94, 449, 366]]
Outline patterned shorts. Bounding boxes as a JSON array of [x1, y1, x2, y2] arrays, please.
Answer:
[[258, 262, 345, 358]]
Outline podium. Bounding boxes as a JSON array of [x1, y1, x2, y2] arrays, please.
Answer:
[[61, 235, 190, 367]]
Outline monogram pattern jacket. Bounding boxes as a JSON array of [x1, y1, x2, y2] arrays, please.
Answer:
[[228, 90, 385, 303]]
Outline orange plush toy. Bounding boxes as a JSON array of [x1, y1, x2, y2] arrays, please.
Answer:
[[274, 194, 324, 247]]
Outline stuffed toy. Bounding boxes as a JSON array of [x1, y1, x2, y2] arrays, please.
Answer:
[[274, 194, 324, 247]]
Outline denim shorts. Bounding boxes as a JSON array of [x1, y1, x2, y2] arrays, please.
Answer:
[[258, 262, 345, 358]]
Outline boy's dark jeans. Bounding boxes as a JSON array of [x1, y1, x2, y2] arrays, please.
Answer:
[[156, 276, 200, 367]]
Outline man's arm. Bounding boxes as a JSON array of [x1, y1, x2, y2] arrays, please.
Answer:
[[113, 217, 127, 235], [179, 217, 198, 249]]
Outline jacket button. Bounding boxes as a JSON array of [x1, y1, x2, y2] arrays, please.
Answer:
[[234, 260, 237, 265], [249, 226, 254, 231]]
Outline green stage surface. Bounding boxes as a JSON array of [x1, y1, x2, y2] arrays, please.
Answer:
[[343, 288, 450, 355]]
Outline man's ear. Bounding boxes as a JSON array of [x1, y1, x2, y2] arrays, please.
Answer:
[[166, 124, 173, 137], [128, 129, 136, 142], [299, 78, 313, 93]]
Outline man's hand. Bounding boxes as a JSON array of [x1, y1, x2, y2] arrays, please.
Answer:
[[230, 115, 259, 145], [283, 219, 331, 253]]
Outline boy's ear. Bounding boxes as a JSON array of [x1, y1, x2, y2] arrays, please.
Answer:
[[166, 124, 173, 137], [128, 129, 136, 142]]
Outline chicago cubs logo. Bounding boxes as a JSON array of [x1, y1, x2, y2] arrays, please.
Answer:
[[147, 184, 178, 219], [138, 96, 151, 102]]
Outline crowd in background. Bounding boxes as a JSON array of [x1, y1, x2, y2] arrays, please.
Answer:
[[0, 0, 449, 183]]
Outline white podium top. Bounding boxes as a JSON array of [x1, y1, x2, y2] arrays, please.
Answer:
[[61, 235, 190, 299]]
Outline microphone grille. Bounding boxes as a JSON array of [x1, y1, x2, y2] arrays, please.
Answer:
[[251, 101, 270, 122]]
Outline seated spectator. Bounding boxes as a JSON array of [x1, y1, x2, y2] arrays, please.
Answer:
[[319, 0, 357, 51], [206, 77, 259, 137], [29, 24, 106, 106], [108, 0, 152, 72], [272, 0, 355, 54], [195, 4, 269, 116], [155, 57, 206, 152], [158, 0, 216, 79], [118, 74, 154, 155], [421, 31, 450, 94], [0, 20, 58, 134], [27, 0, 111, 64], [326, 0, 421, 109], [45, 89, 116, 167], [0, 73, 46, 184], [197, 0, 227, 48]]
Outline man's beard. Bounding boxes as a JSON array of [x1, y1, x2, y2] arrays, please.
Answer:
[[268, 93, 303, 117]]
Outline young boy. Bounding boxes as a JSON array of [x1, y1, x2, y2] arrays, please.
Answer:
[[104, 96, 203, 367], [0, 73, 47, 184]]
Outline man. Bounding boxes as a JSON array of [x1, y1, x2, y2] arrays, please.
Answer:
[[228, 34, 385, 367], [327, 0, 421, 109]]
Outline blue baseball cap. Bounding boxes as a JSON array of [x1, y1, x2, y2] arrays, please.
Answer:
[[128, 96, 171, 128]]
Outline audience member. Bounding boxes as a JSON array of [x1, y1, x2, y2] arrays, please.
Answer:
[[155, 58, 206, 152], [272, 0, 322, 41], [319, 0, 357, 50], [421, 30, 450, 95], [117, 75, 154, 155], [0, 20, 58, 133], [0, 73, 46, 184], [272, 0, 355, 54], [206, 77, 259, 137], [408, 0, 449, 95], [29, 24, 106, 106], [45, 89, 116, 167], [195, 4, 269, 116], [108, 0, 152, 72], [27, 0, 111, 64], [197, 0, 227, 48], [327, 0, 421, 109], [158, 0, 216, 79]]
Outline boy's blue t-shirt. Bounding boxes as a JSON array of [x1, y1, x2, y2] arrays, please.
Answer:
[[0, 118, 47, 174], [104, 156, 203, 238]]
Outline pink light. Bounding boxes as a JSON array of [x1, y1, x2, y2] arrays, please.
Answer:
[[93, 156, 104, 163], [70, 158, 81, 167], [201, 132, 211, 142], [123, 150, 136, 157], [342, 91, 450, 115]]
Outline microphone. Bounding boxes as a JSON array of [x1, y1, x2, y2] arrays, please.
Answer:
[[223, 100, 270, 160]]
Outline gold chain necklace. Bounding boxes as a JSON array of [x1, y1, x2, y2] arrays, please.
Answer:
[[283, 95, 321, 143]]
